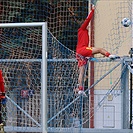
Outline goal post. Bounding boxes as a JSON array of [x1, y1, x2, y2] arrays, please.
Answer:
[[0, 22, 47, 133], [42, 22, 48, 133]]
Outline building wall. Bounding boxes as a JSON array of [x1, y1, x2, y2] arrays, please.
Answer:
[[95, 0, 131, 57], [94, 90, 122, 129], [93, 0, 132, 129]]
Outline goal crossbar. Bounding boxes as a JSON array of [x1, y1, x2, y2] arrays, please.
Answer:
[[0, 22, 46, 28]]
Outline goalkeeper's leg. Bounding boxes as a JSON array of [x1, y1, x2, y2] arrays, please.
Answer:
[[74, 64, 87, 97], [92, 47, 120, 59]]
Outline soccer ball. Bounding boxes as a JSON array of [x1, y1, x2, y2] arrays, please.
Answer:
[[121, 18, 131, 27]]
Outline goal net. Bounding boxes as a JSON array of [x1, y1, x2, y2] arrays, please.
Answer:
[[0, 0, 132, 133], [0, 23, 47, 132]]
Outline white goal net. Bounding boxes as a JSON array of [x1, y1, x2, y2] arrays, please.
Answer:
[[0, 22, 47, 133]]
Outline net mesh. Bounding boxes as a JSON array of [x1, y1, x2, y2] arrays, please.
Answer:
[[0, 0, 132, 132], [0, 27, 42, 59], [4, 61, 41, 127], [0, 0, 88, 51]]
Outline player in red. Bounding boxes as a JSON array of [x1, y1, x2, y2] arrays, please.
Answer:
[[0, 70, 5, 132], [75, 5, 119, 96]]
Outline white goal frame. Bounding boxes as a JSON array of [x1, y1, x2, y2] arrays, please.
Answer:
[[0, 22, 47, 133]]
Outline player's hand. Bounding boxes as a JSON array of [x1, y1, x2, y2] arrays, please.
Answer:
[[92, 4, 95, 10]]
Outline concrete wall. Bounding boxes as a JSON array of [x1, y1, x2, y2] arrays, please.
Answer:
[[93, 0, 132, 129], [93, 0, 132, 90], [94, 0, 131, 57]]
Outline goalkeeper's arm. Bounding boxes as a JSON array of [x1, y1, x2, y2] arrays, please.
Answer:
[[80, 5, 95, 30]]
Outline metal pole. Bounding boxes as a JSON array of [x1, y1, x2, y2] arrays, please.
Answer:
[[130, 2, 133, 128], [129, 48, 133, 129], [41, 22, 47, 133], [89, 0, 95, 128], [121, 59, 129, 129], [0, 22, 45, 27], [79, 96, 83, 128]]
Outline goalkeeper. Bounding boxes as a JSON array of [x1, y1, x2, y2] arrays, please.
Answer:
[[73, 5, 119, 96]]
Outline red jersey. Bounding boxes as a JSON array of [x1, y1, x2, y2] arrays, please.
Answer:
[[76, 9, 94, 53]]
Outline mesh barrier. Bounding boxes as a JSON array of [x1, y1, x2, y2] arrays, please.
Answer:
[[0, 25, 43, 132], [0, 0, 88, 51], [0, 0, 132, 132]]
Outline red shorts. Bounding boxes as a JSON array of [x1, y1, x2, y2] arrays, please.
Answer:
[[76, 47, 92, 67]]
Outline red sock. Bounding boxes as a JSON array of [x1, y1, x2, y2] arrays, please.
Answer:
[[105, 52, 110, 57], [79, 86, 84, 91]]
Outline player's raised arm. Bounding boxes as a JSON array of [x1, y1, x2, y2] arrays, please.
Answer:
[[80, 6, 95, 30]]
